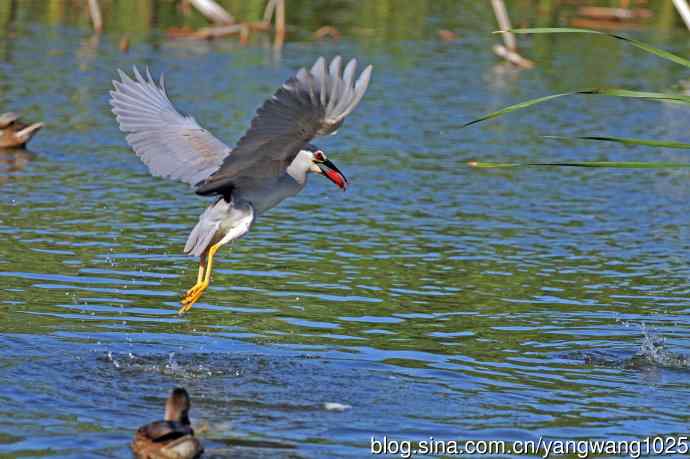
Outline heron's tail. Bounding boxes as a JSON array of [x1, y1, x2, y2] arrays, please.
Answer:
[[184, 220, 217, 258], [184, 198, 229, 257], [184, 198, 255, 258]]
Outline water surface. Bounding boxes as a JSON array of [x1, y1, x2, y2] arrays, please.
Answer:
[[2, 2, 690, 457]]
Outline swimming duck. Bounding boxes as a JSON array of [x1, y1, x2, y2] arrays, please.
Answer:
[[0, 112, 43, 148], [131, 387, 204, 459]]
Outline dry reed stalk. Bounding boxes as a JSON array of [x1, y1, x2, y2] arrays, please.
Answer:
[[189, 0, 234, 24], [274, 0, 285, 49], [490, 0, 534, 69], [87, 0, 103, 33], [672, 0, 690, 30]]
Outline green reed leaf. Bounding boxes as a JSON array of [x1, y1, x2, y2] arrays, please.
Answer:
[[497, 28, 690, 69], [468, 161, 690, 169], [462, 89, 690, 128], [543, 135, 690, 149]]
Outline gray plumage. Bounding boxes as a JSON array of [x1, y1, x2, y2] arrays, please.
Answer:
[[109, 56, 372, 195], [195, 56, 372, 194], [109, 57, 372, 312], [110, 67, 229, 186], [184, 198, 254, 257]]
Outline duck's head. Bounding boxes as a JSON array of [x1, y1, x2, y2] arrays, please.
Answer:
[[0, 112, 43, 148], [164, 387, 192, 425]]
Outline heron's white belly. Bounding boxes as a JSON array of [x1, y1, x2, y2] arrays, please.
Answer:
[[218, 201, 254, 245]]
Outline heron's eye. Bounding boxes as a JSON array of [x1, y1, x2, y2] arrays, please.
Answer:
[[314, 151, 325, 162]]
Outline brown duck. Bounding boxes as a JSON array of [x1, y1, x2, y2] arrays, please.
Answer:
[[131, 388, 203, 459], [0, 112, 43, 148]]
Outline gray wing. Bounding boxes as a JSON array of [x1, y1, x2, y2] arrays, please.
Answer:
[[110, 67, 230, 186], [195, 56, 372, 195]]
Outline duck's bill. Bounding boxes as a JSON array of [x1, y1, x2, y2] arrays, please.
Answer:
[[16, 122, 44, 142], [318, 159, 348, 190]]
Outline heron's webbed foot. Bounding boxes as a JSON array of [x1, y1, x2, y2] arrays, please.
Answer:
[[178, 282, 208, 314], [184, 281, 206, 298]]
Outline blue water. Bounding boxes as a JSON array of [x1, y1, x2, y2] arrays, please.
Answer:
[[2, 2, 690, 457]]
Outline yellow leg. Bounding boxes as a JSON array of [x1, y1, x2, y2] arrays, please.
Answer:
[[184, 262, 205, 292], [196, 262, 205, 284], [183, 259, 206, 296], [177, 263, 206, 314], [178, 243, 221, 314]]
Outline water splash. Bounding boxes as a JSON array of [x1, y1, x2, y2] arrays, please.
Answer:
[[166, 352, 180, 373], [572, 324, 690, 371], [632, 324, 690, 369], [106, 351, 120, 369], [100, 351, 240, 378]]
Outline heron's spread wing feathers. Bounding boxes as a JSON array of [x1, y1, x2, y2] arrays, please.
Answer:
[[195, 56, 372, 195], [110, 67, 230, 186]]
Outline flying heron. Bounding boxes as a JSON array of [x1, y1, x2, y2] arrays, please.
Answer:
[[110, 56, 373, 313]]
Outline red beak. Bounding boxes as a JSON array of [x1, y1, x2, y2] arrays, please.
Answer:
[[318, 159, 348, 190]]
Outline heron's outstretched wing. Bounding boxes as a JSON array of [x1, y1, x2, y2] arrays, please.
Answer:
[[195, 56, 372, 195], [110, 67, 230, 186]]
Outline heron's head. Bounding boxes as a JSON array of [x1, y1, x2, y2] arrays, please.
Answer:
[[301, 144, 348, 190], [164, 387, 191, 424]]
